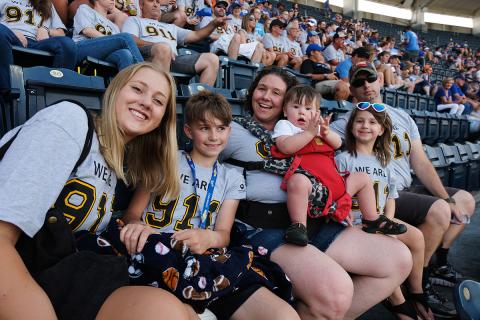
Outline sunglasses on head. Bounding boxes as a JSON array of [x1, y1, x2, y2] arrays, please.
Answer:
[[248, 15, 256, 21], [350, 74, 377, 88], [356, 102, 386, 112]]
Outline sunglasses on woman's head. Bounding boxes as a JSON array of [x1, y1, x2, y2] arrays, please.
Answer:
[[248, 16, 255, 21], [350, 75, 377, 88], [356, 102, 387, 112]]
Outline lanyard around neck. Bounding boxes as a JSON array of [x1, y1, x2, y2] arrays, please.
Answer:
[[184, 152, 218, 229]]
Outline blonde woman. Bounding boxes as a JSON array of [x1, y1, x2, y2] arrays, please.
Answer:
[[0, 62, 188, 319]]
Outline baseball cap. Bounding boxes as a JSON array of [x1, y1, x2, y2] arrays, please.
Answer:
[[256, 0, 265, 4], [215, 0, 229, 8], [230, 2, 241, 9], [196, 7, 212, 16], [306, 18, 317, 27], [351, 46, 370, 59], [333, 32, 346, 39], [349, 62, 378, 86], [270, 19, 286, 30], [454, 74, 465, 80], [306, 43, 323, 56], [307, 31, 319, 38]]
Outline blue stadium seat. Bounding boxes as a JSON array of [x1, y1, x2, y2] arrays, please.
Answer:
[[438, 143, 468, 189], [77, 56, 117, 84], [384, 88, 396, 107], [427, 97, 436, 112], [282, 68, 312, 86], [180, 83, 244, 117], [465, 142, 480, 190], [437, 113, 451, 143], [9, 65, 105, 128], [12, 46, 54, 68], [406, 93, 418, 110], [455, 142, 479, 191], [408, 110, 427, 140], [175, 96, 189, 150], [450, 115, 461, 142], [222, 58, 260, 91], [396, 91, 407, 109], [424, 111, 440, 145], [459, 116, 469, 140], [417, 95, 429, 111], [424, 144, 449, 186], [453, 280, 480, 320], [320, 98, 339, 119]]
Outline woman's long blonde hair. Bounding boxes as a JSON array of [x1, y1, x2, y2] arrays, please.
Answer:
[[96, 62, 180, 199]]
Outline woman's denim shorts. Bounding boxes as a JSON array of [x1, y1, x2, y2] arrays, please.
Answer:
[[232, 220, 346, 258]]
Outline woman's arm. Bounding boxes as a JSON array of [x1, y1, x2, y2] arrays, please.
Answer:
[[120, 187, 158, 254], [81, 27, 105, 38], [0, 221, 57, 319]]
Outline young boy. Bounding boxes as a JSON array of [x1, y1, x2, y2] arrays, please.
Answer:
[[119, 91, 297, 319], [271, 85, 406, 246]]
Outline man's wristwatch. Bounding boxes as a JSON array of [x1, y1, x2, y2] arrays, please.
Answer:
[[444, 196, 456, 204]]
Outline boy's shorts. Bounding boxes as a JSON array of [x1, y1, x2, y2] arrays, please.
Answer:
[[394, 186, 459, 226]]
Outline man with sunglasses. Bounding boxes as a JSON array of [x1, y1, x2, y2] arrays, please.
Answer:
[[331, 62, 475, 319]]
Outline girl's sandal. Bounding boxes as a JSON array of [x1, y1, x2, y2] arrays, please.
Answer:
[[409, 293, 433, 320], [362, 215, 407, 235], [384, 299, 419, 320]]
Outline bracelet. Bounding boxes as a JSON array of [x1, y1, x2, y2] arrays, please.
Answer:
[[444, 196, 456, 204], [40, 26, 50, 35]]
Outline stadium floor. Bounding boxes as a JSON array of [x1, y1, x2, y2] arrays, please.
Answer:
[[359, 191, 480, 320]]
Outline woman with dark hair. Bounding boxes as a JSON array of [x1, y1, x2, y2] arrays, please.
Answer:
[[73, 0, 143, 70], [0, 0, 76, 93], [221, 67, 413, 319]]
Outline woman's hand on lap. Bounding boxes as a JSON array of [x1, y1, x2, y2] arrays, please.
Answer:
[[173, 229, 214, 254]]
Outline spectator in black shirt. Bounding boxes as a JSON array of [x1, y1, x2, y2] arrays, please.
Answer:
[[300, 43, 350, 100]]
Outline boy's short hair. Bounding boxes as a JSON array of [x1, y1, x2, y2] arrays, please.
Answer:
[[185, 90, 232, 125], [283, 85, 320, 110]]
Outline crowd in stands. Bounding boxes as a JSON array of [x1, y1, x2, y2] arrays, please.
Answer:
[[1, 0, 480, 319]]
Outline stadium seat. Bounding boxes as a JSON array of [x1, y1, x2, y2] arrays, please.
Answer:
[[408, 109, 427, 140], [437, 113, 451, 143], [176, 96, 189, 150], [396, 91, 407, 109], [222, 58, 260, 91], [438, 143, 468, 189], [453, 280, 480, 320], [77, 56, 117, 84], [179, 83, 244, 117], [12, 46, 54, 68], [459, 116, 469, 141], [320, 98, 339, 119], [9, 65, 105, 128], [283, 68, 312, 86], [450, 115, 461, 142], [417, 95, 429, 111], [455, 142, 479, 191], [427, 97, 436, 112], [424, 144, 449, 185], [465, 142, 480, 190], [406, 93, 418, 110], [424, 111, 440, 145], [384, 88, 397, 107]]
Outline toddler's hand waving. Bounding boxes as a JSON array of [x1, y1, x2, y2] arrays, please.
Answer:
[[305, 111, 321, 137], [319, 113, 333, 138]]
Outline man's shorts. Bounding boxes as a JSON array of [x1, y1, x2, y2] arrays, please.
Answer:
[[315, 80, 341, 96], [139, 44, 200, 74], [394, 185, 459, 226]]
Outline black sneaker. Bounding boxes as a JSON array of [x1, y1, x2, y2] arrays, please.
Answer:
[[431, 262, 465, 287], [424, 282, 457, 319], [285, 223, 308, 246]]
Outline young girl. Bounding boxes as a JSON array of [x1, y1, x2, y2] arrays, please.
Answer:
[[335, 102, 433, 320], [0, 62, 190, 319], [271, 85, 406, 246], [119, 91, 299, 320], [0, 0, 76, 92], [73, 0, 144, 70]]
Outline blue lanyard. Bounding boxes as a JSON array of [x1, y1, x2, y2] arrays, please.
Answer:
[[184, 152, 218, 229]]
